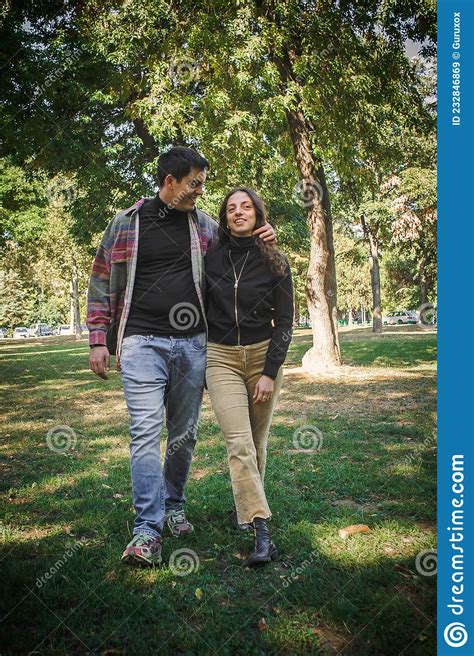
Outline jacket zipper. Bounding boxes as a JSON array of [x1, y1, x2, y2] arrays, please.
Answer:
[[229, 249, 249, 346], [234, 282, 240, 345]]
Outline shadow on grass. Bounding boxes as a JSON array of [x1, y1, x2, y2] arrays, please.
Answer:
[[1, 406, 436, 655], [0, 471, 436, 656], [0, 334, 436, 654]]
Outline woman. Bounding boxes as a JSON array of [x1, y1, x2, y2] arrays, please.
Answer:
[[205, 187, 294, 567]]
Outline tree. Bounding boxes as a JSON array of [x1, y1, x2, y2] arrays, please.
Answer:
[[34, 188, 93, 337], [333, 226, 371, 324], [0, 270, 37, 332], [1, 0, 437, 364]]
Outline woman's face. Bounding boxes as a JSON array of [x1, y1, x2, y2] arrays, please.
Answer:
[[226, 191, 257, 237]]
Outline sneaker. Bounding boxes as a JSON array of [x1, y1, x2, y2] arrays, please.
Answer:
[[165, 509, 194, 537], [121, 533, 162, 567]]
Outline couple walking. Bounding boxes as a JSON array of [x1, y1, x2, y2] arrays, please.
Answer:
[[87, 146, 294, 568]]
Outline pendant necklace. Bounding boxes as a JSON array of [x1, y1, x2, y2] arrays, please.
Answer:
[[229, 250, 250, 289]]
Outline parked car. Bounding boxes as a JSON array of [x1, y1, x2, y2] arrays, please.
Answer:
[[58, 325, 74, 336], [383, 310, 418, 325], [0, 328, 5, 339], [28, 323, 53, 337], [13, 327, 29, 339]]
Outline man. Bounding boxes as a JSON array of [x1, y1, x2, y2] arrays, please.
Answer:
[[87, 146, 275, 567]]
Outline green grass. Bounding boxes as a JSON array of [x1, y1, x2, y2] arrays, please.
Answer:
[[0, 328, 437, 655]]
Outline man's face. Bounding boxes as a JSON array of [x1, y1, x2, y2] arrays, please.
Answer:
[[167, 167, 207, 211]]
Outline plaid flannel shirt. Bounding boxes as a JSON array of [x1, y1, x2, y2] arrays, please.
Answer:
[[86, 198, 219, 357]]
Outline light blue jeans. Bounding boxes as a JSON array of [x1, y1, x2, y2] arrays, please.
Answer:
[[120, 332, 207, 538]]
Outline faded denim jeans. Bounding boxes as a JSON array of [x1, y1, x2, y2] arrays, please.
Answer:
[[120, 332, 206, 538]]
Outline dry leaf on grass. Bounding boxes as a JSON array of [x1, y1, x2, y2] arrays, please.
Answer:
[[394, 563, 418, 579], [338, 524, 370, 540]]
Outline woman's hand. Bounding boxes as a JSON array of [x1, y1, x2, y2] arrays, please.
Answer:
[[253, 375, 275, 404], [252, 222, 276, 243]]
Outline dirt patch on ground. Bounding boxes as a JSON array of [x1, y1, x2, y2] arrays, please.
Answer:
[[276, 365, 436, 420], [190, 467, 211, 481]]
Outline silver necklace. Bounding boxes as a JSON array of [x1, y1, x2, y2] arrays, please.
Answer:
[[229, 250, 250, 289]]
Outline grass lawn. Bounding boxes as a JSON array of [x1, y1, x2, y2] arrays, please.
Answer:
[[0, 326, 437, 655]]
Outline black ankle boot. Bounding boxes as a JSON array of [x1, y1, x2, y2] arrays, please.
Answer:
[[244, 517, 278, 567], [230, 510, 251, 531]]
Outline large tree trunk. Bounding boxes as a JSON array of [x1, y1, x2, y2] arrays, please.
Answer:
[[419, 259, 428, 305], [266, 32, 340, 370], [70, 258, 82, 339], [317, 162, 341, 361], [286, 109, 341, 370], [361, 216, 382, 333]]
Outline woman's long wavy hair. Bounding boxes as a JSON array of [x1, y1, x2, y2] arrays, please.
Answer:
[[218, 187, 289, 276]]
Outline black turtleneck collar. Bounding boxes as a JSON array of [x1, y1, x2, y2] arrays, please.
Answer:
[[228, 234, 258, 253], [140, 194, 187, 219]]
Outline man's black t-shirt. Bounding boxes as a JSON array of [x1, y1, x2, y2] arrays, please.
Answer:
[[124, 195, 205, 337]]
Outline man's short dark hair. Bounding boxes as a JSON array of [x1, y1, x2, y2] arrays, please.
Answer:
[[157, 146, 209, 186]]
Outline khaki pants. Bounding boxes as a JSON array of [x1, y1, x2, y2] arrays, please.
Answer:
[[206, 339, 283, 524]]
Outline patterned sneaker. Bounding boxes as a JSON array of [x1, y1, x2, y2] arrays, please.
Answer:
[[165, 509, 194, 537], [121, 533, 162, 567]]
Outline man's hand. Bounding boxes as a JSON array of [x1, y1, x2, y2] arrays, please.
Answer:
[[253, 222, 276, 243], [253, 375, 275, 404], [89, 346, 110, 380]]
